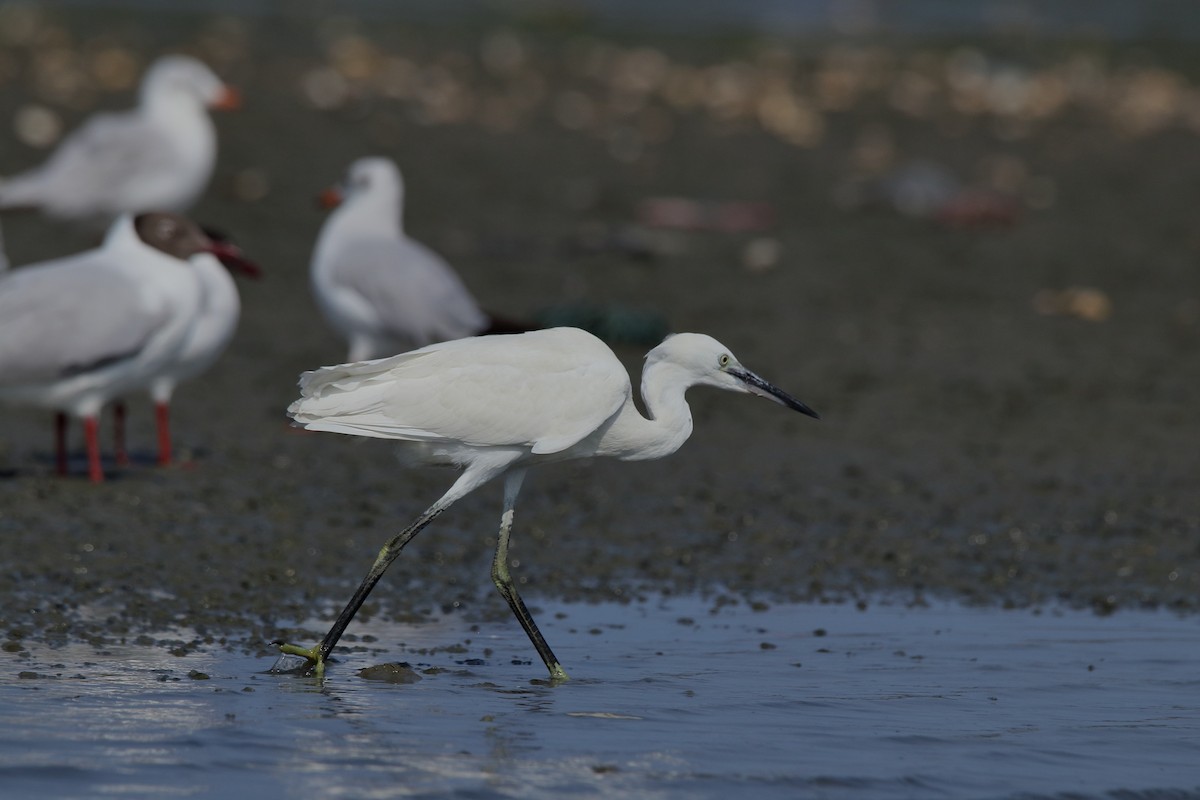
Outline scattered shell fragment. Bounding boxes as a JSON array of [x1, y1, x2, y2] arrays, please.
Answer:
[[13, 104, 62, 148], [554, 89, 597, 131], [327, 34, 379, 81], [1032, 287, 1113, 322], [933, 189, 1020, 228], [880, 160, 961, 218], [301, 66, 350, 110], [742, 237, 783, 273], [637, 197, 775, 233], [89, 47, 139, 91], [229, 167, 271, 202], [375, 56, 418, 100], [480, 28, 527, 77], [0, 4, 43, 47]]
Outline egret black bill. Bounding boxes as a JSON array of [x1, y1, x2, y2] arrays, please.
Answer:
[[730, 367, 820, 419]]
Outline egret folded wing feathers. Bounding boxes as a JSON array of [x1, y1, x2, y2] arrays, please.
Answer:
[[288, 329, 629, 455]]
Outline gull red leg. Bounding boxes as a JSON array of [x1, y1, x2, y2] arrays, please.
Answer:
[[83, 416, 104, 483], [155, 401, 172, 466], [114, 401, 129, 467], [55, 413, 68, 476]]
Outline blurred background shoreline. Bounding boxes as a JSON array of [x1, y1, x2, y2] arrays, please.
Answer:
[[1, 3, 1198, 796], [33, 0, 1200, 41], [1, 0, 1197, 637]]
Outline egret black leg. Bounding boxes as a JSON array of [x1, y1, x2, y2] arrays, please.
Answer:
[[277, 504, 444, 675], [490, 469, 569, 681]]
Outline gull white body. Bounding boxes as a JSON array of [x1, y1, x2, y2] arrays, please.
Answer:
[[310, 157, 488, 361], [129, 250, 244, 467], [0, 55, 233, 225], [280, 327, 818, 679], [146, 252, 241, 405], [0, 216, 202, 416], [0, 216, 204, 479]]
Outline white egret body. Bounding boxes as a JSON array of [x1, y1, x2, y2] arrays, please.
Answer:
[[0, 56, 239, 225], [0, 214, 245, 481], [310, 157, 490, 361], [278, 327, 819, 679]]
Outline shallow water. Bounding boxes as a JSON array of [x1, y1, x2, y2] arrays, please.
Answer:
[[2, 598, 1197, 799]]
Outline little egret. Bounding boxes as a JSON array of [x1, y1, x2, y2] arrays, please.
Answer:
[[277, 327, 819, 680], [0, 55, 239, 226]]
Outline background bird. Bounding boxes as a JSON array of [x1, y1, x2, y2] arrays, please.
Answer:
[[0, 213, 248, 482], [276, 326, 819, 679], [0, 55, 240, 227], [122, 223, 261, 468], [311, 156, 525, 362]]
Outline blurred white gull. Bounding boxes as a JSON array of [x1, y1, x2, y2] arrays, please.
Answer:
[[0, 213, 237, 482], [0, 55, 240, 226], [311, 157, 504, 362], [127, 225, 261, 467]]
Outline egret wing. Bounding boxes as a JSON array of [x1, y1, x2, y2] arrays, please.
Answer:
[[289, 329, 629, 454]]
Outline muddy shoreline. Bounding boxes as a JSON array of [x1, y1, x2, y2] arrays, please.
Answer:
[[1, 8, 1198, 652]]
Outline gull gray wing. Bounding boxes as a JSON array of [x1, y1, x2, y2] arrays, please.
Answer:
[[328, 235, 488, 346], [0, 263, 171, 385], [0, 111, 180, 217]]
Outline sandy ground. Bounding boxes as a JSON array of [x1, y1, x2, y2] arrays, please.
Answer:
[[0, 9, 1198, 652]]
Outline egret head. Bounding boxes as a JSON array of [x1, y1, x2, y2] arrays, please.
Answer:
[[648, 333, 819, 419]]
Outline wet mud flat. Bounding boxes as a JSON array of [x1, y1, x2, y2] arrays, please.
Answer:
[[2, 599, 1199, 799], [0, 6, 1198, 658]]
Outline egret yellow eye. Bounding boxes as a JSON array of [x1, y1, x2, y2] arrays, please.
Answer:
[[718, 354, 731, 368]]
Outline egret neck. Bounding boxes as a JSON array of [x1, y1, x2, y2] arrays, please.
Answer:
[[597, 357, 695, 462]]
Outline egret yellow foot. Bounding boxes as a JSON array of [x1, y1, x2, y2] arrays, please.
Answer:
[[276, 642, 327, 677]]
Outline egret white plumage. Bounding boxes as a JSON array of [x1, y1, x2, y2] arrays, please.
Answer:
[[276, 327, 819, 680], [0, 213, 250, 481], [0, 55, 239, 226], [310, 157, 497, 361]]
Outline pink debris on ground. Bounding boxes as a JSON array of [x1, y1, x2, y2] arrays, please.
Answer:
[[637, 197, 776, 233]]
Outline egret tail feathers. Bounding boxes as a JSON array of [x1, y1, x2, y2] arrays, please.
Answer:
[[295, 349, 439, 397], [288, 376, 439, 442]]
